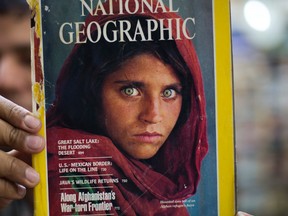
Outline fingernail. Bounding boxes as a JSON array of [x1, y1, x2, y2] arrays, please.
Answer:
[[237, 211, 254, 216], [24, 114, 41, 129], [25, 135, 44, 151], [17, 184, 27, 197], [25, 168, 40, 184]]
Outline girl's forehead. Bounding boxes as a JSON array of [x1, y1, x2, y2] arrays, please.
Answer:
[[106, 53, 180, 82]]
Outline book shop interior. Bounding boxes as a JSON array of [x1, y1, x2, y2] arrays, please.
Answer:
[[0, 0, 287, 215], [232, 0, 288, 215]]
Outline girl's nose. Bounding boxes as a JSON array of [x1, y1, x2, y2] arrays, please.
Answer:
[[139, 96, 163, 124]]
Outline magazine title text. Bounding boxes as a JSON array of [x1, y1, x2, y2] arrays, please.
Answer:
[[59, 0, 196, 44]]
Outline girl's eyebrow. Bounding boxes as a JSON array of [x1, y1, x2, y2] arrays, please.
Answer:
[[165, 83, 183, 90], [114, 80, 144, 88], [114, 80, 182, 90]]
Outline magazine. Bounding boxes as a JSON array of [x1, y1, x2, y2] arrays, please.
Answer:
[[28, 0, 235, 215]]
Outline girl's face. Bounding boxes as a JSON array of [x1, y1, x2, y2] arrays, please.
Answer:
[[101, 53, 182, 159]]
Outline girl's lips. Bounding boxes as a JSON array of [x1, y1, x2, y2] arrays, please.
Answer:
[[133, 132, 163, 143]]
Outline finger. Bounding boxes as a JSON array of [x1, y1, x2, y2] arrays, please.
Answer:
[[0, 151, 39, 189], [0, 119, 44, 153], [9, 150, 31, 165], [0, 96, 41, 133], [0, 179, 26, 200]]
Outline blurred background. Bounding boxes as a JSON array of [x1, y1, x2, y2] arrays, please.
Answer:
[[231, 0, 288, 215], [0, 0, 287, 215]]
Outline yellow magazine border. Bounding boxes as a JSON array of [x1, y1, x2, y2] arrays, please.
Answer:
[[213, 0, 236, 215], [27, 0, 49, 215]]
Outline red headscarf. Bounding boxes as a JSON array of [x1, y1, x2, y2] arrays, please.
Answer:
[[47, 1, 208, 215]]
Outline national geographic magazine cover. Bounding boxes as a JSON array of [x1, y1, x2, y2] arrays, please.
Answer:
[[28, 0, 235, 215]]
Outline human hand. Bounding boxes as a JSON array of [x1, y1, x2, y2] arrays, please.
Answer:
[[0, 96, 44, 209]]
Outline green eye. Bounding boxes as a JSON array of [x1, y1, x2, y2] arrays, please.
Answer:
[[122, 87, 139, 96], [163, 89, 176, 98]]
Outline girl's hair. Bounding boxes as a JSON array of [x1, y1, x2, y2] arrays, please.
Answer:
[[0, 0, 29, 16], [47, 16, 193, 134]]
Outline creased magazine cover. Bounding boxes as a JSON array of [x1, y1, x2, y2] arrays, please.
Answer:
[[28, 0, 235, 215]]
